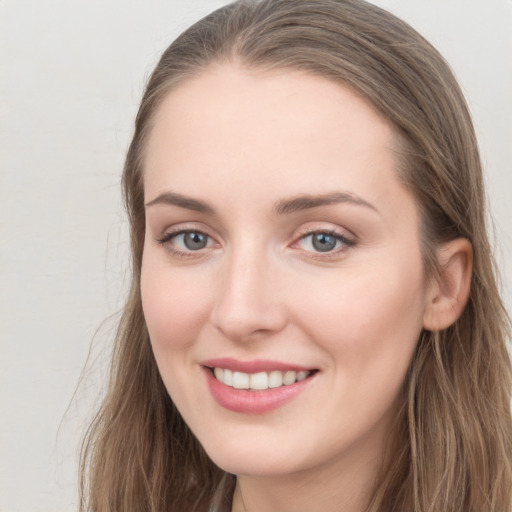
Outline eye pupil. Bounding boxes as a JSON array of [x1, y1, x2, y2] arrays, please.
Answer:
[[312, 233, 337, 252], [184, 232, 208, 250]]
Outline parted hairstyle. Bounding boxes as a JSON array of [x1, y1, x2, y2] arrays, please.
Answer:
[[80, 1, 512, 510]]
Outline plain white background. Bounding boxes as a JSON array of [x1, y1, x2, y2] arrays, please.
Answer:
[[1, 1, 511, 510]]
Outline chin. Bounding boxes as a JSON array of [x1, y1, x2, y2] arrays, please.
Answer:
[[197, 431, 315, 478], [210, 453, 297, 478]]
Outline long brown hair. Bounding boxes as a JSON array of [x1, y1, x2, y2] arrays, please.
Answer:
[[80, 1, 512, 510]]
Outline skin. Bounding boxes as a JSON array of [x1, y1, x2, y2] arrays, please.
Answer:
[[140, 64, 459, 512]]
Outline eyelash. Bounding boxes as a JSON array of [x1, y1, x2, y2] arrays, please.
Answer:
[[293, 229, 356, 259], [155, 228, 356, 259], [156, 229, 213, 259]]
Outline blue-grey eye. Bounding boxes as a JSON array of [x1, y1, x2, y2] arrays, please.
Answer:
[[182, 231, 209, 250], [311, 232, 338, 252]]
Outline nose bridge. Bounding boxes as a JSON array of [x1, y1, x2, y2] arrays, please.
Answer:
[[210, 241, 286, 341]]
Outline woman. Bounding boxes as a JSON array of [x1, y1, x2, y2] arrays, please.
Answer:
[[80, 0, 512, 510]]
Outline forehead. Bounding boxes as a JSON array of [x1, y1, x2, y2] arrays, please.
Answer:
[[148, 63, 394, 155], [144, 64, 409, 218]]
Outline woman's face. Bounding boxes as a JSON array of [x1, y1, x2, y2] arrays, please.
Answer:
[[141, 65, 431, 479]]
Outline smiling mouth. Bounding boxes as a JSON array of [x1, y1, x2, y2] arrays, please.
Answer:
[[210, 367, 317, 391]]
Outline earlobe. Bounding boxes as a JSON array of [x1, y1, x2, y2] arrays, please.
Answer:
[[423, 238, 473, 332]]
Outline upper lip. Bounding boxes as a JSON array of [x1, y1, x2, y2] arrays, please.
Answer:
[[202, 357, 315, 373]]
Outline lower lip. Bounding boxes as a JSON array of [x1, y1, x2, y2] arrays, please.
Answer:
[[203, 367, 316, 414]]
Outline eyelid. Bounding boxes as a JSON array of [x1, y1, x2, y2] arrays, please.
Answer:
[[290, 224, 356, 257], [156, 228, 209, 244], [153, 222, 356, 259], [155, 221, 218, 242], [293, 223, 356, 241], [155, 224, 220, 258]]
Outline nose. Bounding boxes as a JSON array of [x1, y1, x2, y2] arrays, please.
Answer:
[[210, 248, 288, 342]]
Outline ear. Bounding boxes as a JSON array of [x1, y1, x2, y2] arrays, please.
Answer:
[[423, 238, 473, 331]]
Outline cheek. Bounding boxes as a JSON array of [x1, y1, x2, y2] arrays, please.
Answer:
[[140, 258, 216, 408], [286, 257, 427, 444], [291, 255, 427, 378], [140, 256, 212, 356]]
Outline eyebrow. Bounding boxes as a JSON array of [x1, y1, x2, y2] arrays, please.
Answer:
[[145, 191, 215, 214], [273, 191, 378, 215], [145, 190, 378, 215]]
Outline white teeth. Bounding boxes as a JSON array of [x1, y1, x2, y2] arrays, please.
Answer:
[[215, 367, 235, 387], [232, 371, 250, 389], [224, 369, 233, 386], [250, 372, 268, 390], [268, 371, 283, 388], [214, 367, 224, 381], [213, 368, 312, 390], [283, 370, 296, 385], [297, 370, 309, 382]]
